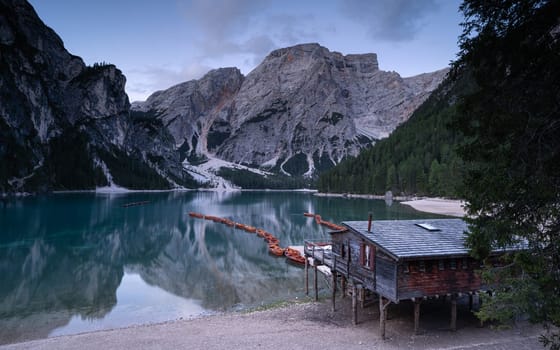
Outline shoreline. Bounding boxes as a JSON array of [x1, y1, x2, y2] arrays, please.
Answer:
[[313, 192, 412, 201], [2, 188, 321, 197], [400, 197, 466, 217], [0, 298, 542, 350], [313, 192, 467, 217]]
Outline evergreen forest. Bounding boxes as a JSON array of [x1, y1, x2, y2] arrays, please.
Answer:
[[317, 73, 474, 197]]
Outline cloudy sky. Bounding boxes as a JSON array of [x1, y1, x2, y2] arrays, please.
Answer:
[[29, 0, 463, 102]]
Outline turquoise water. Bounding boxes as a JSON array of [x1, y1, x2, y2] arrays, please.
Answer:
[[0, 191, 442, 344]]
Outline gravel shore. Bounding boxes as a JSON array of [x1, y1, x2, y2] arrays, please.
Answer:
[[1, 297, 542, 350]]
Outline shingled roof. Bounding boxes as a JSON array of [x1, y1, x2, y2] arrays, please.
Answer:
[[341, 218, 519, 261]]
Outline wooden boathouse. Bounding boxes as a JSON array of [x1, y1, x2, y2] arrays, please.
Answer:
[[303, 218, 520, 339]]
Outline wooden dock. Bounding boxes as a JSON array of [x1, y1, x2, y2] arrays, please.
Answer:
[[302, 242, 335, 303]]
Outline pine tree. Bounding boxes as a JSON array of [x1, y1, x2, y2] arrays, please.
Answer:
[[454, 1, 560, 347]]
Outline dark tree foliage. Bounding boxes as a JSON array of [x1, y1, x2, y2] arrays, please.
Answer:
[[97, 148, 173, 190], [453, 0, 560, 347], [48, 131, 107, 190], [317, 74, 473, 197]]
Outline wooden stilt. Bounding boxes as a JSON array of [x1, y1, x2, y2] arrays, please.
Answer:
[[352, 284, 358, 325], [314, 264, 318, 301], [304, 256, 309, 296], [379, 296, 389, 340], [469, 293, 473, 311], [331, 271, 337, 312], [360, 286, 365, 308], [478, 293, 484, 327], [414, 299, 421, 335], [341, 275, 347, 298], [450, 294, 457, 331]]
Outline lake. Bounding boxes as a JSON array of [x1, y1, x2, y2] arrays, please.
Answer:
[[0, 191, 443, 344]]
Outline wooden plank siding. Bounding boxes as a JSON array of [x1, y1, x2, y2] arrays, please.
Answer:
[[331, 230, 375, 287], [397, 257, 482, 300], [375, 252, 397, 301]]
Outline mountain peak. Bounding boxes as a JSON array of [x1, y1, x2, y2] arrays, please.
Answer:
[[265, 43, 379, 73], [133, 43, 446, 181]]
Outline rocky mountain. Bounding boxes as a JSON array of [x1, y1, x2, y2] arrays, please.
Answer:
[[0, 0, 190, 193], [133, 44, 448, 182], [1, 0, 447, 193]]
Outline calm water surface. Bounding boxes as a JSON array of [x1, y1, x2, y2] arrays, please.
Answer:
[[0, 191, 443, 344]]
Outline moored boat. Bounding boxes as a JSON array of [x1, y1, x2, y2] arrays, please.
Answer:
[[268, 244, 285, 256], [188, 212, 204, 219]]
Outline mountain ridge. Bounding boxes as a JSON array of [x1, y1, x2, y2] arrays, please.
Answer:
[[133, 43, 448, 184], [0, 0, 190, 193], [0, 0, 448, 193]]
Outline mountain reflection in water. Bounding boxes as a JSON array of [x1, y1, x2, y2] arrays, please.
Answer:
[[0, 191, 441, 344]]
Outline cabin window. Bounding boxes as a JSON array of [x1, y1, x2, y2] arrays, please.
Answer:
[[360, 243, 375, 270], [450, 259, 457, 270], [341, 243, 346, 259], [438, 260, 445, 270], [419, 261, 426, 272], [462, 258, 468, 269]]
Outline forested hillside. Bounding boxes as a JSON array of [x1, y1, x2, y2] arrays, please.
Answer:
[[317, 73, 474, 197]]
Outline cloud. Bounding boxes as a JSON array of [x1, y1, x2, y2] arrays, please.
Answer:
[[142, 63, 211, 89], [339, 0, 440, 41], [184, 0, 272, 57], [267, 13, 320, 45], [126, 62, 212, 101], [240, 35, 276, 61], [181, 0, 322, 64]]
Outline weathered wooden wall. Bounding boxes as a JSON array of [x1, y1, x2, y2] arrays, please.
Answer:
[[375, 251, 397, 301], [331, 231, 398, 301], [397, 258, 482, 300]]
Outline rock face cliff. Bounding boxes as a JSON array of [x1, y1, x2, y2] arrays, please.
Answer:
[[133, 44, 448, 179], [1, 0, 447, 192], [0, 0, 188, 193]]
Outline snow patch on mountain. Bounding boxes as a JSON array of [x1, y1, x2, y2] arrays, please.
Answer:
[[183, 156, 273, 190]]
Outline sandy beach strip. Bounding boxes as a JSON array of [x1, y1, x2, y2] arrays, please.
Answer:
[[400, 198, 467, 217], [0, 298, 542, 350]]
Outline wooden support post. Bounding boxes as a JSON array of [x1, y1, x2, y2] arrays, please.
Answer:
[[379, 296, 390, 340], [478, 292, 485, 327], [331, 271, 337, 312], [304, 256, 309, 296], [360, 287, 365, 308], [314, 264, 318, 301], [414, 299, 421, 335], [450, 294, 457, 331], [341, 275, 347, 298], [469, 293, 473, 311], [352, 284, 358, 325]]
